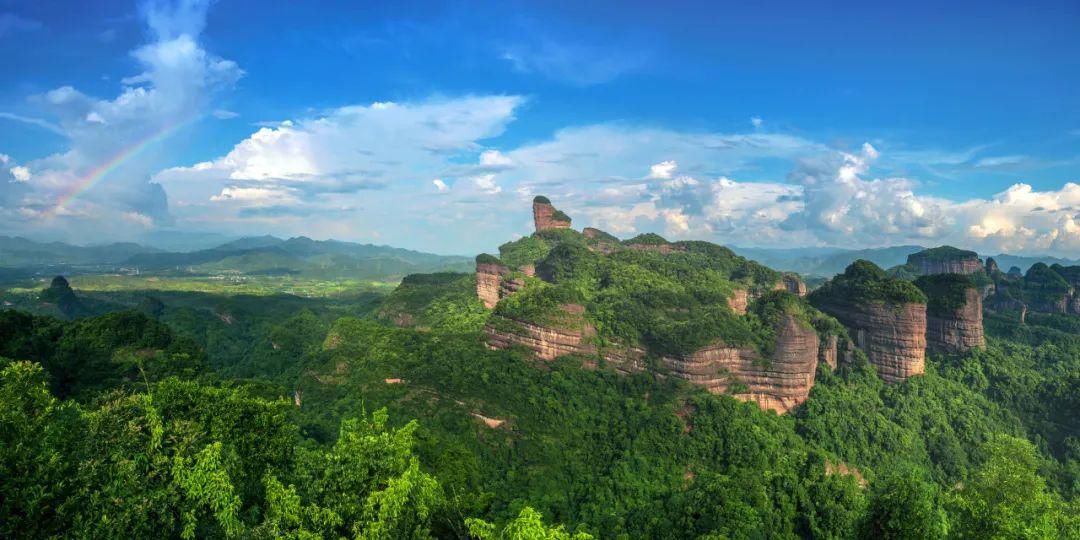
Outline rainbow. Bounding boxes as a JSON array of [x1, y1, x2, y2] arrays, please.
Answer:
[[46, 115, 201, 218]]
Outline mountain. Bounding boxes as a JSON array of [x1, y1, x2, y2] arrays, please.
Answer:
[[730, 245, 926, 278], [0, 236, 162, 267], [125, 236, 473, 279]]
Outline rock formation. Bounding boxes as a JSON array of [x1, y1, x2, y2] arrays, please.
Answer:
[[660, 314, 819, 414], [781, 273, 807, 297], [916, 274, 985, 355], [532, 196, 572, 232], [907, 246, 983, 275], [486, 310, 819, 414], [925, 287, 985, 354], [816, 301, 926, 383], [476, 256, 528, 310], [726, 289, 749, 315], [985, 257, 1000, 275], [485, 306, 597, 361]]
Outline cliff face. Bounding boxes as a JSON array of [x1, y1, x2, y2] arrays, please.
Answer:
[[660, 315, 819, 414], [781, 273, 807, 297], [910, 255, 983, 275], [476, 262, 508, 309], [726, 289, 749, 315], [926, 288, 985, 354], [486, 311, 819, 414], [815, 301, 927, 383], [533, 200, 572, 232], [485, 309, 597, 361]]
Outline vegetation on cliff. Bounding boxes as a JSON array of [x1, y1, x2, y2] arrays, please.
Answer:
[[810, 260, 928, 307], [909, 245, 979, 262], [915, 273, 977, 315]]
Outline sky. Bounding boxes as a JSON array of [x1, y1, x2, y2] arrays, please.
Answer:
[[0, 0, 1078, 256]]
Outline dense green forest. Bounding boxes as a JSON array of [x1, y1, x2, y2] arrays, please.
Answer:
[[3, 242, 1080, 537]]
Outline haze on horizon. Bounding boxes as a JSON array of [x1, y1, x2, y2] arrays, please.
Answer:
[[1, 0, 1078, 257]]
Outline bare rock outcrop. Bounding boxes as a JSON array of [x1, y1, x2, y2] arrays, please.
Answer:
[[476, 259, 509, 309], [925, 287, 985, 354], [908, 247, 983, 275], [485, 311, 819, 414], [781, 273, 807, 297], [660, 315, 819, 414], [533, 196, 571, 232], [815, 301, 927, 383], [726, 288, 749, 315]]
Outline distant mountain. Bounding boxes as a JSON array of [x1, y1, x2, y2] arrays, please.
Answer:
[[0, 236, 162, 267], [984, 253, 1080, 274], [730, 245, 926, 278], [125, 236, 473, 279], [730, 245, 1080, 279]]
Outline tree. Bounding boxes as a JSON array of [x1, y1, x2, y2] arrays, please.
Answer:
[[466, 507, 593, 540], [948, 436, 1068, 539], [861, 466, 948, 539]]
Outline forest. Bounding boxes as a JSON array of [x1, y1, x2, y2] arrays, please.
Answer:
[[2, 230, 1080, 539]]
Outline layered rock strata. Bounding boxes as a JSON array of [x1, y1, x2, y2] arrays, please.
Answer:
[[533, 198, 571, 232], [476, 261, 510, 309], [781, 273, 807, 297], [485, 312, 819, 414], [909, 253, 983, 275], [660, 314, 819, 414], [815, 301, 927, 383], [925, 287, 985, 354]]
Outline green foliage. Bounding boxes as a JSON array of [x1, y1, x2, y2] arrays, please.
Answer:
[[476, 253, 502, 266], [550, 209, 572, 223], [499, 236, 552, 269], [623, 232, 669, 245], [467, 507, 593, 540], [809, 260, 928, 307], [379, 273, 488, 333], [947, 436, 1075, 539], [862, 465, 949, 539], [532, 195, 551, 204], [915, 273, 976, 316]]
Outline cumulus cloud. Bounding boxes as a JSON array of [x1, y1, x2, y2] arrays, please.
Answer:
[[1, 0, 240, 241], [10, 166, 30, 182], [648, 160, 677, 180], [153, 95, 524, 240]]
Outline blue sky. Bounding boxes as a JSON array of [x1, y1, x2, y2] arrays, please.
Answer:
[[1, 0, 1078, 255]]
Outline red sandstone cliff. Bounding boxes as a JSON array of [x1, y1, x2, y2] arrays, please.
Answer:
[[485, 311, 819, 414], [533, 198, 572, 232], [926, 287, 985, 355], [815, 301, 927, 383], [781, 273, 807, 297]]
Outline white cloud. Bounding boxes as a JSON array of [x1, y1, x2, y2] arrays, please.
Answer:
[[10, 166, 30, 182], [433, 178, 449, 193], [751, 116, 763, 128], [648, 160, 677, 180], [212, 109, 239, 119]]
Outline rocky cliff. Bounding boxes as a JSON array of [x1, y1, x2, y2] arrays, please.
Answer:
[[660, 314, 819, 414], [907, 246, 983, 275], [915, 273, 986, 355], [781, 273, 807, 297], [486, 309, 819, 414], [816, 301, 926, 383], [925, 288, 985, 354], [533, 196, 572, 232], [485, 305, 597, 361], [476, 259, 509, 309]]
